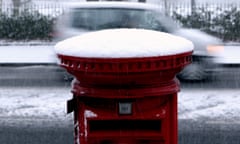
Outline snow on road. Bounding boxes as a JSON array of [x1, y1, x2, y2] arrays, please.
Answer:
[[0, 87, 73, 127], [179, 89, 240, 122], [1, 86, 240, 126]]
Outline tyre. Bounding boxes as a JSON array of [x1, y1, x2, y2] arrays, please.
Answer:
[[178, 62, 208, 81]]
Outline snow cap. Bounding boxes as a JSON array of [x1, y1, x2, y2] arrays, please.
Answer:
[[55, 29, 194, 58]]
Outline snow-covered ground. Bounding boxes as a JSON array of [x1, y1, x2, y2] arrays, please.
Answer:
[[1, 86, 240, 127], [0, 35, 239, 64], [0, 87, 73, 127], [0, 45, 57, 64], [0, 29, 240, 127], [179, 88, 240, 123]]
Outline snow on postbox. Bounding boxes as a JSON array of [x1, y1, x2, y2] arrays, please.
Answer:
[[55, 29, 193, 144]]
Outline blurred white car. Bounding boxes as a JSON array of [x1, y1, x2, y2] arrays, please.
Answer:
[[54, 2, 222, 81]]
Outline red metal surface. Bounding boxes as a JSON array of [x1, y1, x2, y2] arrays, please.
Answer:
[[72, 94, 178, 144], [71, 78, 180, 98], [57, 51, 192, 144], [57, 52, 192, 87]]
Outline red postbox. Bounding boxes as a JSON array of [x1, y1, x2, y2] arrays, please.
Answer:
[[55, 29, 193, 144]]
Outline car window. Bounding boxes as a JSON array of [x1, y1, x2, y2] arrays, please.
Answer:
[[71, 8, 122, 30], [69, 8, 177, 32]]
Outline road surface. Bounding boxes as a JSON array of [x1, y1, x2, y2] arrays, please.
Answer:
[[1, 65, 240, 144], [1, 64, 240, 88], [0, 119, 240, 144]]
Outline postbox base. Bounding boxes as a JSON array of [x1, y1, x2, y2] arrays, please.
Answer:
[[73, 94, 178, 144]]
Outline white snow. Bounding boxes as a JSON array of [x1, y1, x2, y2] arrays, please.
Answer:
[[54, 29, 194, 58], [65, 1, 161, 10], [1, 87, 240, 126], [0, 87, 73, 127], [178, 89, 240, 123], [84, 110, 97, 118], [0, 45, 57, 64], [0, 42, 239, 64]]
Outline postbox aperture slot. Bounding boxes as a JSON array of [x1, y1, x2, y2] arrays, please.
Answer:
[[88, 120, 161, 132]]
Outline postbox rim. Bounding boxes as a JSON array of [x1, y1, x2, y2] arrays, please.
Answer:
[[57, 50, 192, 74]]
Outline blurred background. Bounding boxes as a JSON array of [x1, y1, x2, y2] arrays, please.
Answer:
[[0, 0, 240, 42], [1, 0, 240, 82], [1, 0, 240, 144]]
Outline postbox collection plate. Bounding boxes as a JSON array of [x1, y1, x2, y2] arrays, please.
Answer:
[[119, 102, 132, 115]]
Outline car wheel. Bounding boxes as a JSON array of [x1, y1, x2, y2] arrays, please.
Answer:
[[177, 62, 208, 81]]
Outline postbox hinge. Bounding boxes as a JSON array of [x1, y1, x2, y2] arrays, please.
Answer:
[[67, 98, 76, 114]]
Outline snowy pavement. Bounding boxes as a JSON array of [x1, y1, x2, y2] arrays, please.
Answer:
[[0, 86, 73, 127], [0, 45, 57, 64], [1, 86, 240, 127], [179, 88, 240, 123], [1, 44, 240, 64], [0, 41, 240, 127]]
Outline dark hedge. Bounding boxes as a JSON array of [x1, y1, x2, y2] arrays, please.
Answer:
[[1, 6, 240, 42], [173, 7, 240, 42], [0, 11, 55, 40]]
